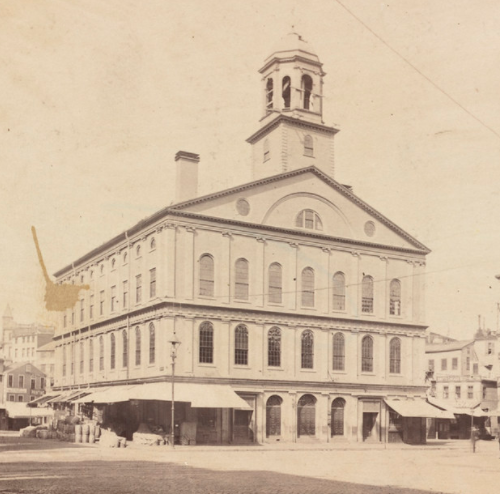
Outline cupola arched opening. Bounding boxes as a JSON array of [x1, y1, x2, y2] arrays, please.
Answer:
[[301, 74, 313, 110]]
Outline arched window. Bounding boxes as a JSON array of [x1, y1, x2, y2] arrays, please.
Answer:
[[136, 244, 141, 257], [333, 272, 346, 311], [100, 264, 104, 274], [362, 275, 374, 313], [122, 330, 128, 368], [268, 263, 282, 304], [282, 76, 291, 108], [266, 395, 283, 437], [301, 267, 315, 307], [301, 74, 313, 110], [135, 326, 141, 366], [331, 398, 346, 437], [149, 323, 156, 364], [89, 338, 94, 373], [79, 342, 84, 374], [390, 337, 401, 374], [199, 254, 214, 297], [123, 251, 128, 264], [150, 237, 156, 250], [111, 258, 116, 269], [199, 322, 214, 364], [361, 335, 374, 372], [301, 330, 314, 369], [99, 336, 104, 371], [390, 279, 401, 316], [304, 135, 313, 157], [235, 258, 249, 300], [268, 327, 281, 367], [296, 209, 323, 230], [110, 333, 116, 370], [297, 394, 316, 437], [263, 139, 270, 162], [234, 325, 248, 365], [332, 333, 345, 371], [266, 78, 273, 111]]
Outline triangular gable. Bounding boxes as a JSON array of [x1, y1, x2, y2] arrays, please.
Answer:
[[172, 166, 430, 253]]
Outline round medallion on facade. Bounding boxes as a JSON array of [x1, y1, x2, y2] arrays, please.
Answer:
[[236, 198, 250, 216], [364, 221, 376, 237]]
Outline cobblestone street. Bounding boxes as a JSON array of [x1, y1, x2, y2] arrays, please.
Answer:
[[1, 434, 499, 493]]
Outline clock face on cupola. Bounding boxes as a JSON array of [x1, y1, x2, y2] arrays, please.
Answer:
[[247, 33, 339, 181]]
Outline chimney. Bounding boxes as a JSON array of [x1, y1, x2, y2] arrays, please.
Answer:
[[175, 151, 199, 204]]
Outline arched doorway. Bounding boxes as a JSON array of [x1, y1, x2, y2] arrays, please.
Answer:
[[331, 398, 346, 437], [297, 394, 316, 437], [266, 395, 283, 438]]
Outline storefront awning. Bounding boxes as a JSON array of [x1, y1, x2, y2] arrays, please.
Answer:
[[427, 396, 483, 416], [74, 382, 252, 409], [385, 399, 455, 419], [3, 402, 55, 419], [27, 394, 60, 408]]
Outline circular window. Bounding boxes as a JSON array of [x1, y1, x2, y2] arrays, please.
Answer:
[[364, 221, 376, 237], [236, 198, 250, 216]]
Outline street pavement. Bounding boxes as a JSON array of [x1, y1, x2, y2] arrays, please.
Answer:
[[1, 433, 499, 494]]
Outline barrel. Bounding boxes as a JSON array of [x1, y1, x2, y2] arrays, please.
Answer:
[[75, 434, 82, 443], [94, 425, 101, 438], [82, 424, 90, 435], [75, 424, 82, 435], [88, 434, 95, 444], [88, 424, 95, 435], [83, 434, 89, 443]]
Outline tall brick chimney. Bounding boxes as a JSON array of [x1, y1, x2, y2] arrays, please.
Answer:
[[175, 151, 199, 204]]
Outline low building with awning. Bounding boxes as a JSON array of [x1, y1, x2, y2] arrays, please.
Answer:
[[0, 402, 54, 430]]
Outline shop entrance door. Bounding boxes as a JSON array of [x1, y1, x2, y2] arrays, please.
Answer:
[[362, 412, 378, 442], [233, 410, 253, 444]]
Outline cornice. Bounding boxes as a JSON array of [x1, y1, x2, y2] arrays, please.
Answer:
[[54, 299, 428, 341], [246, 114, 339, 144]]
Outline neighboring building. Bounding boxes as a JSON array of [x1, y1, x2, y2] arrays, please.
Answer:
[[36, 340, 57, 389], [426, 332, 456, 345], [1, 305, 55, 365], [51, 34, 432, 445], [425, 337, 498, 439], [0, 360, 46, 404]]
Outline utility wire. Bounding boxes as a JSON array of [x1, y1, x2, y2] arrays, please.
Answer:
[[334, 0, 500, 140]]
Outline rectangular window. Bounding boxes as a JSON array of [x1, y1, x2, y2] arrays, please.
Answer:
[[99, 291, 105, 315], [483, 386, 487, 399], [63, 314, 67, 328], [80, 299, 84, 322], [71, 311, 75, 325], [466, 356, 470, 371], [455, 386, 461, 399], [123, 280, 128, 308], [9, 395, 15, 402], [441, 358, 447, 371], [150, 268, 156, 298], [31, 378, 36, 390], [18, 375, 24, 388], [428, 359, 434, 371], [18, 395, 23, 402], [443, 386, 449, 399], [468, 385, 474, 399], [90, 294, 94, 319], [136, 275, 142, 303], [473, 363, 478, 374], [452, 358, 458, 370], [111, 285, 117, 312], [41, 378, 45, 389]]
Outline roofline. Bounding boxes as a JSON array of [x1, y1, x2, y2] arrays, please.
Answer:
[[425, 341, 474, 353], [259, 54, 323, 75], [54, 166, 430, 278], [246, 114, 339, 144]]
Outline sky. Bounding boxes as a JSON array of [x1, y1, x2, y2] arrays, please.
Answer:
[[1, 0, 500, 340]]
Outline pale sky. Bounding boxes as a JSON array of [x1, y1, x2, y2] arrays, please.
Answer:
[[1, 0, 500, 340]]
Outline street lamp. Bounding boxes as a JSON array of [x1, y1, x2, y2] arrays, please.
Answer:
[[168, 334, 181, 448]]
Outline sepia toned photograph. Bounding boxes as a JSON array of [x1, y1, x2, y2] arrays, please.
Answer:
[[1, 1, 500, 492]]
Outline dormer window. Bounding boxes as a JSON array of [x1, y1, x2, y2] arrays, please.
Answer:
[[282, 76, 291, 109], [296, 209, 322, 230], [266, 78, 273, 111], [301, 74, 313, 110]]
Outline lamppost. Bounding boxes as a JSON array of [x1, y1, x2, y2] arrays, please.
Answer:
[[168, 335, 181, 448]]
